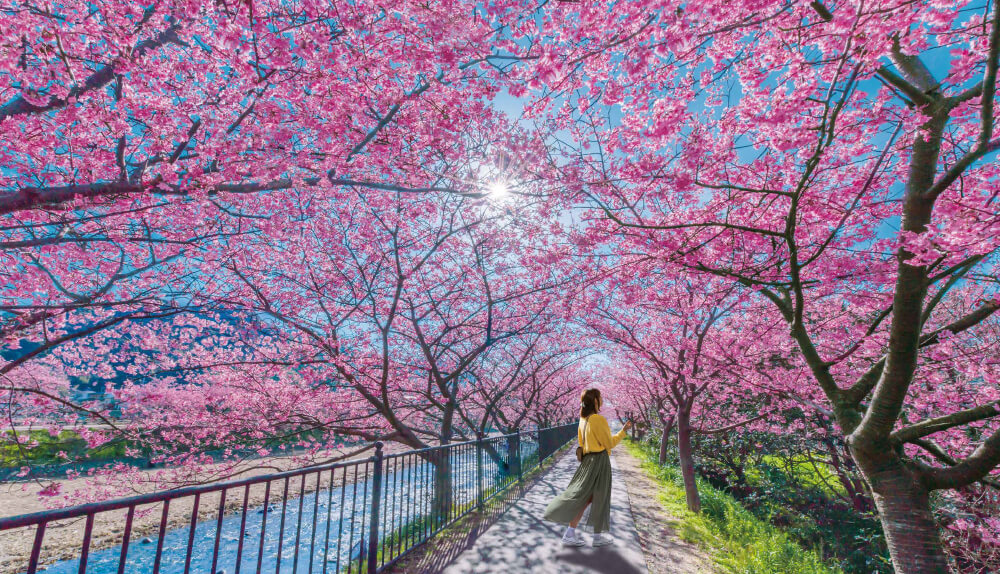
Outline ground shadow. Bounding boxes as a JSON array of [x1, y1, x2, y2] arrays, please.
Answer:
[[384, 448, 646, 574], [557, 546, 647, 574], [383, 450, 568, 573]]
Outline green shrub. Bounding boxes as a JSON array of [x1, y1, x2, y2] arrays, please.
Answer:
[[1, 430, 130, 468], [687, 431, 891, 573]]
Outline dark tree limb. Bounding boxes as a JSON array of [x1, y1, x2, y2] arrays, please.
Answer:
[[892, 401, 1000, 445], [921, 426, 1000, 490], [0, 11, 181, 123]]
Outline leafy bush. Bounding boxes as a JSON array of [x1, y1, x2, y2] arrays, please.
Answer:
[[687, 431, 892, 574], [1, 429, 127, 468]]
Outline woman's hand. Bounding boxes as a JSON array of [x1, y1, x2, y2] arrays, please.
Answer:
[[623, 420, 633, 431]]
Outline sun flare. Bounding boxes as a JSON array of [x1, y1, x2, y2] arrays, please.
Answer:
[[487, 181, 510, 198]]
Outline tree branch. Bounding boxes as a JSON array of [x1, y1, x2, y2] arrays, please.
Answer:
[[0, 12, 181, 123], [845, 300, 1000, 407], [910, 438, 1000, 490], [892, 400, 1000, 445], [695, 412, 769, 435], [921, 426, 1000, 490], [0, 176, 470, 216], [925, 4, 1000, 200]]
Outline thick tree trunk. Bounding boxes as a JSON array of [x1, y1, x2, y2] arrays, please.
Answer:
[[851, 445, 951, 573], [850, 160, 951, 572], [481, 440, 509, 476], [676, 409, 701, 513], [507, 432, 521, 478], [658, 425, 670, 465], [658, 415, 675, 465], [432, 408, 455, 521], [430, 449, 453, 521]]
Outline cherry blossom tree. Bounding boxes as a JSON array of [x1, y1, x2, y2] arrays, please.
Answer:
[[0, 0, 543, 452], [158, 169, 569, 514], [10, 1, 1000, 570], [465, 327, 587, 434], [511, 1, 1000, 570], [585, 274, 786, 512], [603, 358, 666, 448]]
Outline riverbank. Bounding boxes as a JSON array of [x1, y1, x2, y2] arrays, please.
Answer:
[[0, 443, 405, 572]]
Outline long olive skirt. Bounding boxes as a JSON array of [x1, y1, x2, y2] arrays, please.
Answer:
[[543, 450, 612, 533]]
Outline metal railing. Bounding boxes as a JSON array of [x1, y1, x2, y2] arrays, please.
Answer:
[[0, 422, 578, 574]]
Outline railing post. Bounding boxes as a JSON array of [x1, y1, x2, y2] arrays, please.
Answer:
[[539, 426, 549, 461], [367, 442, 384, 574], [515, 430, 522, 483], [476, 431, 484, 510]]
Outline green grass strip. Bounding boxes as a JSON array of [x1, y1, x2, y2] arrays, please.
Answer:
[[626, 441, 842, 574]]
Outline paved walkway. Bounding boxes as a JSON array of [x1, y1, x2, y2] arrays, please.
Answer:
[[441, 450, 648, 574]]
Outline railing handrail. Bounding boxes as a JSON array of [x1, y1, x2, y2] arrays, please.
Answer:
[[378, 426, 559, 460], [0, 457, 370, 530], [0, 423, 575, 531]]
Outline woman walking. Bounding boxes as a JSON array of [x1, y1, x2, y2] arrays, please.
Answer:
[[544, 388, 632, 547]]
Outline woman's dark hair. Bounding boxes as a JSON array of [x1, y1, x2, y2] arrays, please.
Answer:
[[580, 388, 601, 418]]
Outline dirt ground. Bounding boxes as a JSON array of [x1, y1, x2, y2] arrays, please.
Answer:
[[616, 447, 716, 574]]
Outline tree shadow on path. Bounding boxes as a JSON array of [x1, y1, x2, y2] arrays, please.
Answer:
[[385, 448, 648, 574]]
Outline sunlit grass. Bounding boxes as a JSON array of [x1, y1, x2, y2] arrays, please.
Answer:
[[626, 441, 842, 574]]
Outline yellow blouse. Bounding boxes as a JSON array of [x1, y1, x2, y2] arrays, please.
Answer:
[[578, 414, 627, 454]]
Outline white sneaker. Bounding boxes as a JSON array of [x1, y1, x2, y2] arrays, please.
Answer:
[[561, 529, 586, 546], [592, 532, 615, 547]]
